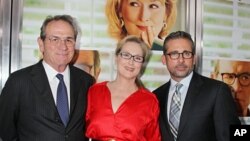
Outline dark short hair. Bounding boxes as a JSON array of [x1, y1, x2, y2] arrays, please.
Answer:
[[39, 14, 80, 41], [163, 31, 195, 54]]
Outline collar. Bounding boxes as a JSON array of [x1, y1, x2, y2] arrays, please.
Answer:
[[42, 61, 70, 82], [170, 71, 193, 90]]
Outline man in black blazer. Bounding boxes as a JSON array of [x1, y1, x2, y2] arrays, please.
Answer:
[[153, 31, 240, 141], [0, 15, 94, 141]]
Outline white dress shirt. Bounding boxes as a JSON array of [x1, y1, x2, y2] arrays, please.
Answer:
[[167, 72, 193, 121], [42, 61, 71, 109]]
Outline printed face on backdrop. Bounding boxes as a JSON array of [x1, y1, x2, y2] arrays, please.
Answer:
[[119, 0, 166, 46], [73, 50, 101, 81], [212, 60, 250, 116]]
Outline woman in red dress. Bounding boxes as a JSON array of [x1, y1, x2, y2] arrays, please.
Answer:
[[85, 35, 161, 141]]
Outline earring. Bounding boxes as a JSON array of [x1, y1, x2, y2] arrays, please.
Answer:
[[120, 18, 124, 27], [163, 21, 167, 28]]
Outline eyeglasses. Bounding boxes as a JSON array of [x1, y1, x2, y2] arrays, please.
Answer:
[[46, 35, 75, 47], [221, 73, 250, 86], [165, 51, 193, 60], [119, 52, 144, 63]]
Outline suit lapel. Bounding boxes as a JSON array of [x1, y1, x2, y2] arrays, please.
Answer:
[[178, 72, 203, 137], [30, 61, 57, 112], [68, 66, 80, 116], [158, 82, 175, 139], [163, 82, 171, 131], [67, 66, 91, 130]]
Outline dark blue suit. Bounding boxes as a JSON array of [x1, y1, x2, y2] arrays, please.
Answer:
[[0, 60, 94, 141]]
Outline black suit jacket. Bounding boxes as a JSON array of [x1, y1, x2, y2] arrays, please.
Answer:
[[0, 60, 95, 141], [153, 72, 240, 141]]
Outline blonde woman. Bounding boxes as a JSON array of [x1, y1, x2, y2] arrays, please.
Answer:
[[105, 0, 177, 50], [85, 35, 161, 141]]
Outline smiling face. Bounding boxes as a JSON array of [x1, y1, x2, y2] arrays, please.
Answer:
[[116, 41, 144, 81], [162, 38, 195, 82], [120, 0, 166, 37], [38, 20, 75, 72]]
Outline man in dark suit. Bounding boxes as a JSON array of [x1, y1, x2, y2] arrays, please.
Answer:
[[153, 31, 240, 141], [0, 15, 94, 141]]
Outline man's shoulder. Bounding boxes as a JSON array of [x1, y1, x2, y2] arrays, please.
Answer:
[[152, 81, 170, 95], [70, 65, 95, 84], [192, 72, 229, 92], [9, 62, 41, 77], [193, 72, 225, 85], [70, 65, 92, 78]]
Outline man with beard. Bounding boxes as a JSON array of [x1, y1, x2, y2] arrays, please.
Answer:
[[153, 31, 240, 141]]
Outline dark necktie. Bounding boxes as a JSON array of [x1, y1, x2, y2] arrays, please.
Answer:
[[169, 83, 183, 140], [56, 74, 69, 126]]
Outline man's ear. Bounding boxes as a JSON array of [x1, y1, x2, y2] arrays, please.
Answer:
[[37, 37, 44, 59], [37, 37, 44, 52], [193, 54, 196, 66], [161, 54, 167, 65]]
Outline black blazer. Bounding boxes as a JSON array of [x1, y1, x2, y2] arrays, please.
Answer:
[[153, 72, 240, 141], [0, 60, 95, 141]]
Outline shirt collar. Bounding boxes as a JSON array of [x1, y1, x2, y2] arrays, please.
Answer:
[[170, 71, 193, 90], [42, 61, 70, 82]]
